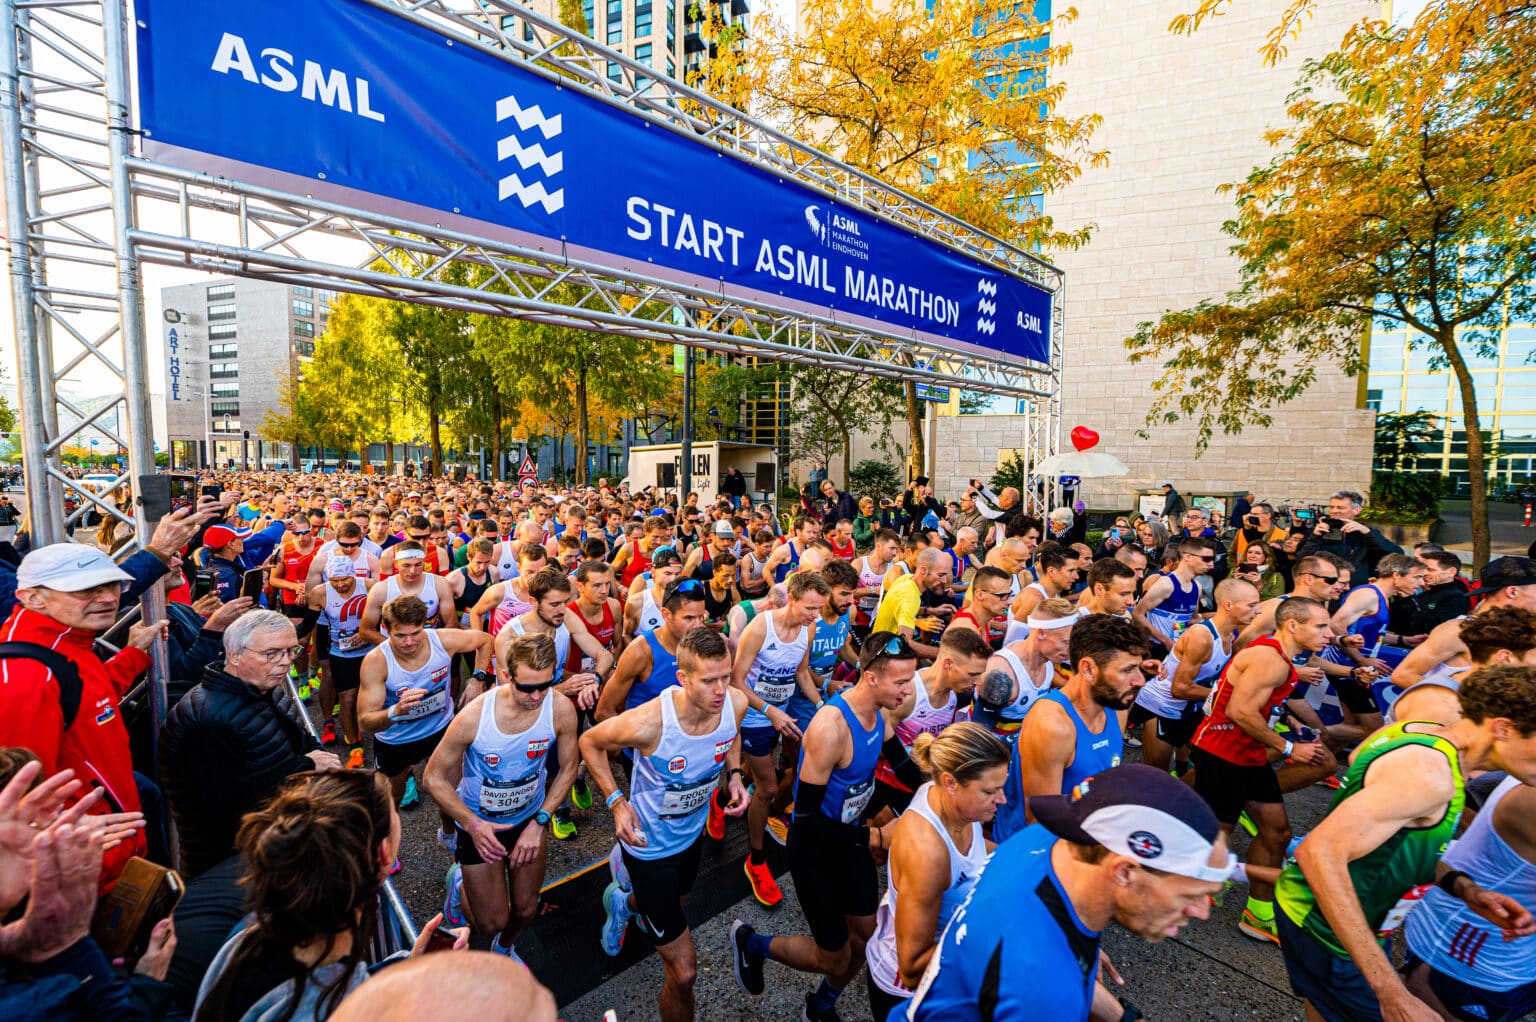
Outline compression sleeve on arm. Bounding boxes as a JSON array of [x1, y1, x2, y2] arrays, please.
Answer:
[[883, 735, 925, 790], [292, 605, 322, 640], [791, 781, 872, 846]]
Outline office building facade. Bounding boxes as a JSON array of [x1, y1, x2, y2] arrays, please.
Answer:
[[927, 0, 1377, 508], [160, 277, 329, 469]]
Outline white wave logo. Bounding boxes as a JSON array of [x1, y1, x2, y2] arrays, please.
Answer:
[[496, 94, 564, 214], [804, 205, 830, 245], [976, 279, 997, 335]]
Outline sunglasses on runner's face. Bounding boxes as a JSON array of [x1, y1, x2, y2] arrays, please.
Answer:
[[339, 541, 360, 549], [1307, 572, 1339, 584], [513, 679, 557, 693]]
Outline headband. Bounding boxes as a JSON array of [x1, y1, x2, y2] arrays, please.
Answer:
[[1026, 614, 1078, 631], [393, 548, 426, 562]]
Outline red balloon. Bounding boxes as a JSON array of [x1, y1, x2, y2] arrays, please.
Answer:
[[1070, 426, 1100, 452]]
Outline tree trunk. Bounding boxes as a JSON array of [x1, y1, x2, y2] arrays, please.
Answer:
[[575, 367, 591, 486], [841, 426, 852, 488], [491, 389, 504, 482], [385, 440, 395, 476], [1443, 331, 1490, 568], [429, 395, 442, 478], [904, 381, 924, 483]]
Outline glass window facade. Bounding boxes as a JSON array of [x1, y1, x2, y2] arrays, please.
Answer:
[[292, 299, 313, 317], [207, 303, 236, 321], [1369, 314, 1536, 492], [206, 283, 235, 301]]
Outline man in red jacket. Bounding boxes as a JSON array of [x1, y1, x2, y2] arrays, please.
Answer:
[[0, 543, 166, 893]]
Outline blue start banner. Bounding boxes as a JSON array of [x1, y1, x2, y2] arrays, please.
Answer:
[[134, 0, 1054, 365]]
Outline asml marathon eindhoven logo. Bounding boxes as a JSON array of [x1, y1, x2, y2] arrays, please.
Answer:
[[803, 205, 870, 263], [496, 92, 564, 215]]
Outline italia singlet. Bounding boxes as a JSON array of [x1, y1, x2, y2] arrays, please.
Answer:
[[874, 670, 959, 793], [993, 691, 1122, 843], [1277, 723, 1464, 955], [502, 615, 569, 683], [1192, 635, 1298, 766], [867, 781, 989, 999], [788, 608, 852, 728], [375, 629, 455, 745], [622, 687, 738, 860], [742, 609, 809, 731], [1136, 618, 1232, 720], [454, 685, 555, 826]]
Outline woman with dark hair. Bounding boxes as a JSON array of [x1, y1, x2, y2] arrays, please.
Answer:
[[194, 770, 460, 1022]]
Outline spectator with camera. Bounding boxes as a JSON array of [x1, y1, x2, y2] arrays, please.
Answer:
[[1294, 490, 1403, 586], [1231, 503, 1289, 561]]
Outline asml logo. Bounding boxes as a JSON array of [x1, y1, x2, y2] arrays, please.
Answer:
[[496, 94, 564, 214], [804, 205, 870, 262], [667, 756, 688, 773]]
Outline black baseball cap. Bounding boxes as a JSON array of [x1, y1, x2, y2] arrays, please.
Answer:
[[1481, 557, 1536, 592], [1030, 764, 1235, 882]]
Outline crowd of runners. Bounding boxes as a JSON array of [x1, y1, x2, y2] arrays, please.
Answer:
[[3, 468, 1536, 1022]]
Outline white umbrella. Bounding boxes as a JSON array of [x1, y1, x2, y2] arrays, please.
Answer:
[[1032, 450, 1130, 478]]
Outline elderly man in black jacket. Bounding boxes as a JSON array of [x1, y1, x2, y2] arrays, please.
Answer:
[[158, 609, 338, 878]]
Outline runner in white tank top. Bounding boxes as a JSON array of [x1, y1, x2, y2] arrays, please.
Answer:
[[375, 629, 456, 746], [422, 631, 579, 960], [867, 781, 989, 1002], [501, 614, 571, 682], [636, 586, 665, 636]]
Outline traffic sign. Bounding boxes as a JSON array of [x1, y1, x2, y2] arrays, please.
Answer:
[[517, 453, 537, 477], [519, 473, 539, 490]]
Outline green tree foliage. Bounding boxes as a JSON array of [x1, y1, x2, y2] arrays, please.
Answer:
[[990, 451, 1027, 494], [1125, 3, 1536, 566], [785, 364, 900, 484], [1373, 411, 1439, 473], [849, 459, 902, 503]]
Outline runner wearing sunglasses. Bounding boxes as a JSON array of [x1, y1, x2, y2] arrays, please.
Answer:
[[580, 627, 750, 1022], [1133, 535, 1216, 656], [597, 579, 711, 722], [422, 632, 580, 965]]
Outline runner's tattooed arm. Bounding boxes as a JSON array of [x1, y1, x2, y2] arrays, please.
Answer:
[[970, 667, 1017, 732]]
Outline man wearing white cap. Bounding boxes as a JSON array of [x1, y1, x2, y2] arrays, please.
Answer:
[[304, 554, 375, 763], [908, 763, 1233, 1022], [0, 543, 167, 893]]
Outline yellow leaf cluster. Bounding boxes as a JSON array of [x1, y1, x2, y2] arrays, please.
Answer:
[[693, 0, 1107, 252]]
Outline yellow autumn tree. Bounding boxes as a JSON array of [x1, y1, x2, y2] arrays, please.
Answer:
[[695, 0, 1105, 479], [1127, 2, 1536, 566]]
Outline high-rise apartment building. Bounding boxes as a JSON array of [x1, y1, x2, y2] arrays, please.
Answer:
[[159, 277, 330, 469], [502, 0, 749, 83]]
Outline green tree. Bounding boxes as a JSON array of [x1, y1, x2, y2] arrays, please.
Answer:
[[785, 365, 900, 485], [1126, 4, 1536, 567], [0, 366, 16, 434], [298, 294, 417, 468], [1373, 411, 1438, 473], [473, 282, 674, 485], [697, 0, 1105, 484], [849, 459, 902, 503]]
